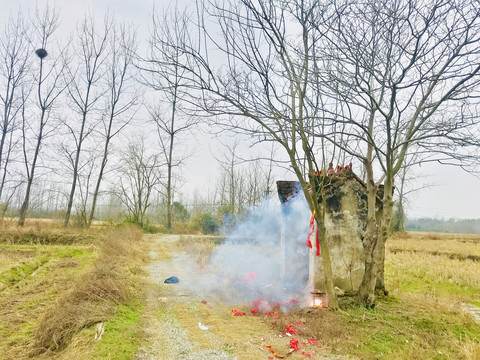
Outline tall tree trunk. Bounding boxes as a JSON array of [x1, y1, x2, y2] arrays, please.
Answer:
[[166, 91, 176, 232], [18, 126, 43, 226], [19, 57, 46, 227], [0, 125, 15, 201], [63, 111, 87, 227], [375, 182, 394, 293], [358, 168, 379, 306], [316, 202, 338, 309], [87, 125, 111, 228]]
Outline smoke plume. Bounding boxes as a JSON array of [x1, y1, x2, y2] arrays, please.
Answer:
[[197, 194, 313, 310]]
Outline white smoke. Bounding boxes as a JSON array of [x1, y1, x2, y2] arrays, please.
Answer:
[[197, 194, 313, 310]]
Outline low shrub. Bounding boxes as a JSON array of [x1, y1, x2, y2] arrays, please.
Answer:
[[192, 212, 219, 234], [121, 216, 161, 234]]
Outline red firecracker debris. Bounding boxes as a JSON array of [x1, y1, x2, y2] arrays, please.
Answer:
[[201, 300, 212, 309], [308, 339, 318, 344], [251, 308, 259, 315], [289, 338, 300, 351], [284, 324, 298, 335], [267, 311, 278, 319], [302, 352, 313, 357], [264, 344, 285, 359], [232, 309, 245, 316], [307, 212, 320, 256], [289, 299, 298, 304]]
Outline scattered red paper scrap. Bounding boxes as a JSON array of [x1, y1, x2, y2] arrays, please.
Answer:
[[289, 299, 298, 303], [284, 324, 298, 335], [302, 351, 313, 357], [267, 311, 278, 319], [264, 344, 285, 359], [308, 339, 318, 344], [251, 308, 259, 315], [232, 309, 245, 316], [201, 300, 212, 309], [290, 338, 300, 351]]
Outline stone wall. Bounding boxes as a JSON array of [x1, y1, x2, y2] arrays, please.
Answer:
[[312, 178, 367, 292]]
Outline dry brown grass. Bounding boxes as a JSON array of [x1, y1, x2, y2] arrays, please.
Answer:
[[0, 248, 37, 273], [389, 233, 480, 260], [31, 227, 142, 355], [386, 233, 480, 299], [0, 246, 97, 358], [0, 218, 104, 245], [390, 231, 480, 242], [386, 251, 480, 294], [462, 338, 480, 360], [30, 225, 143, 356]]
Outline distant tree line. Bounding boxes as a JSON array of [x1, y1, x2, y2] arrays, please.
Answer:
[[405, 218, 480, 234]]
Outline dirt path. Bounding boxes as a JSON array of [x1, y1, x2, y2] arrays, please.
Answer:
[[136, 234, 235, 360]]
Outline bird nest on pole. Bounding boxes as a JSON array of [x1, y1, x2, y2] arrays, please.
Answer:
[[35, 48, 48, 59]]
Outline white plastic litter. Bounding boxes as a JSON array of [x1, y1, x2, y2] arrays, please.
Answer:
[[198, 322, 208, 331]]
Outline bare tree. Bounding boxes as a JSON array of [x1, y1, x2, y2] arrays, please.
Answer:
[[215, 140, 274, 220], [63, 14, 110, 227], [157, 1, 340, 307], [315, 0, 480, 305], [141, 7, 198, 232], [18, 6, 67, 226], [87, 23, 140, 227], [0, 12, 31, 207], [116, 138, 163, 226]]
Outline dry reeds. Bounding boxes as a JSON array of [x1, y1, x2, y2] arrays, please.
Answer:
[[30, 225, 142, 355], [0, 219, 102, 245]]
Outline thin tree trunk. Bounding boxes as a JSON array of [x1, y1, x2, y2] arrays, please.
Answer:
[[358, 176, 379, 306], [19, 57, 46, 226], [0, 124, 15, 201], [166, 84, 177, 232], [87, 123, 111, 227], [18, 124, 43, 226], [316, 203, 338, 309], [375, 181, 394, 293], [63, 110, 87, 227]]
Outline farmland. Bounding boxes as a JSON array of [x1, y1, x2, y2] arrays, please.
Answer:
[[0, 224, 479, 359]]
